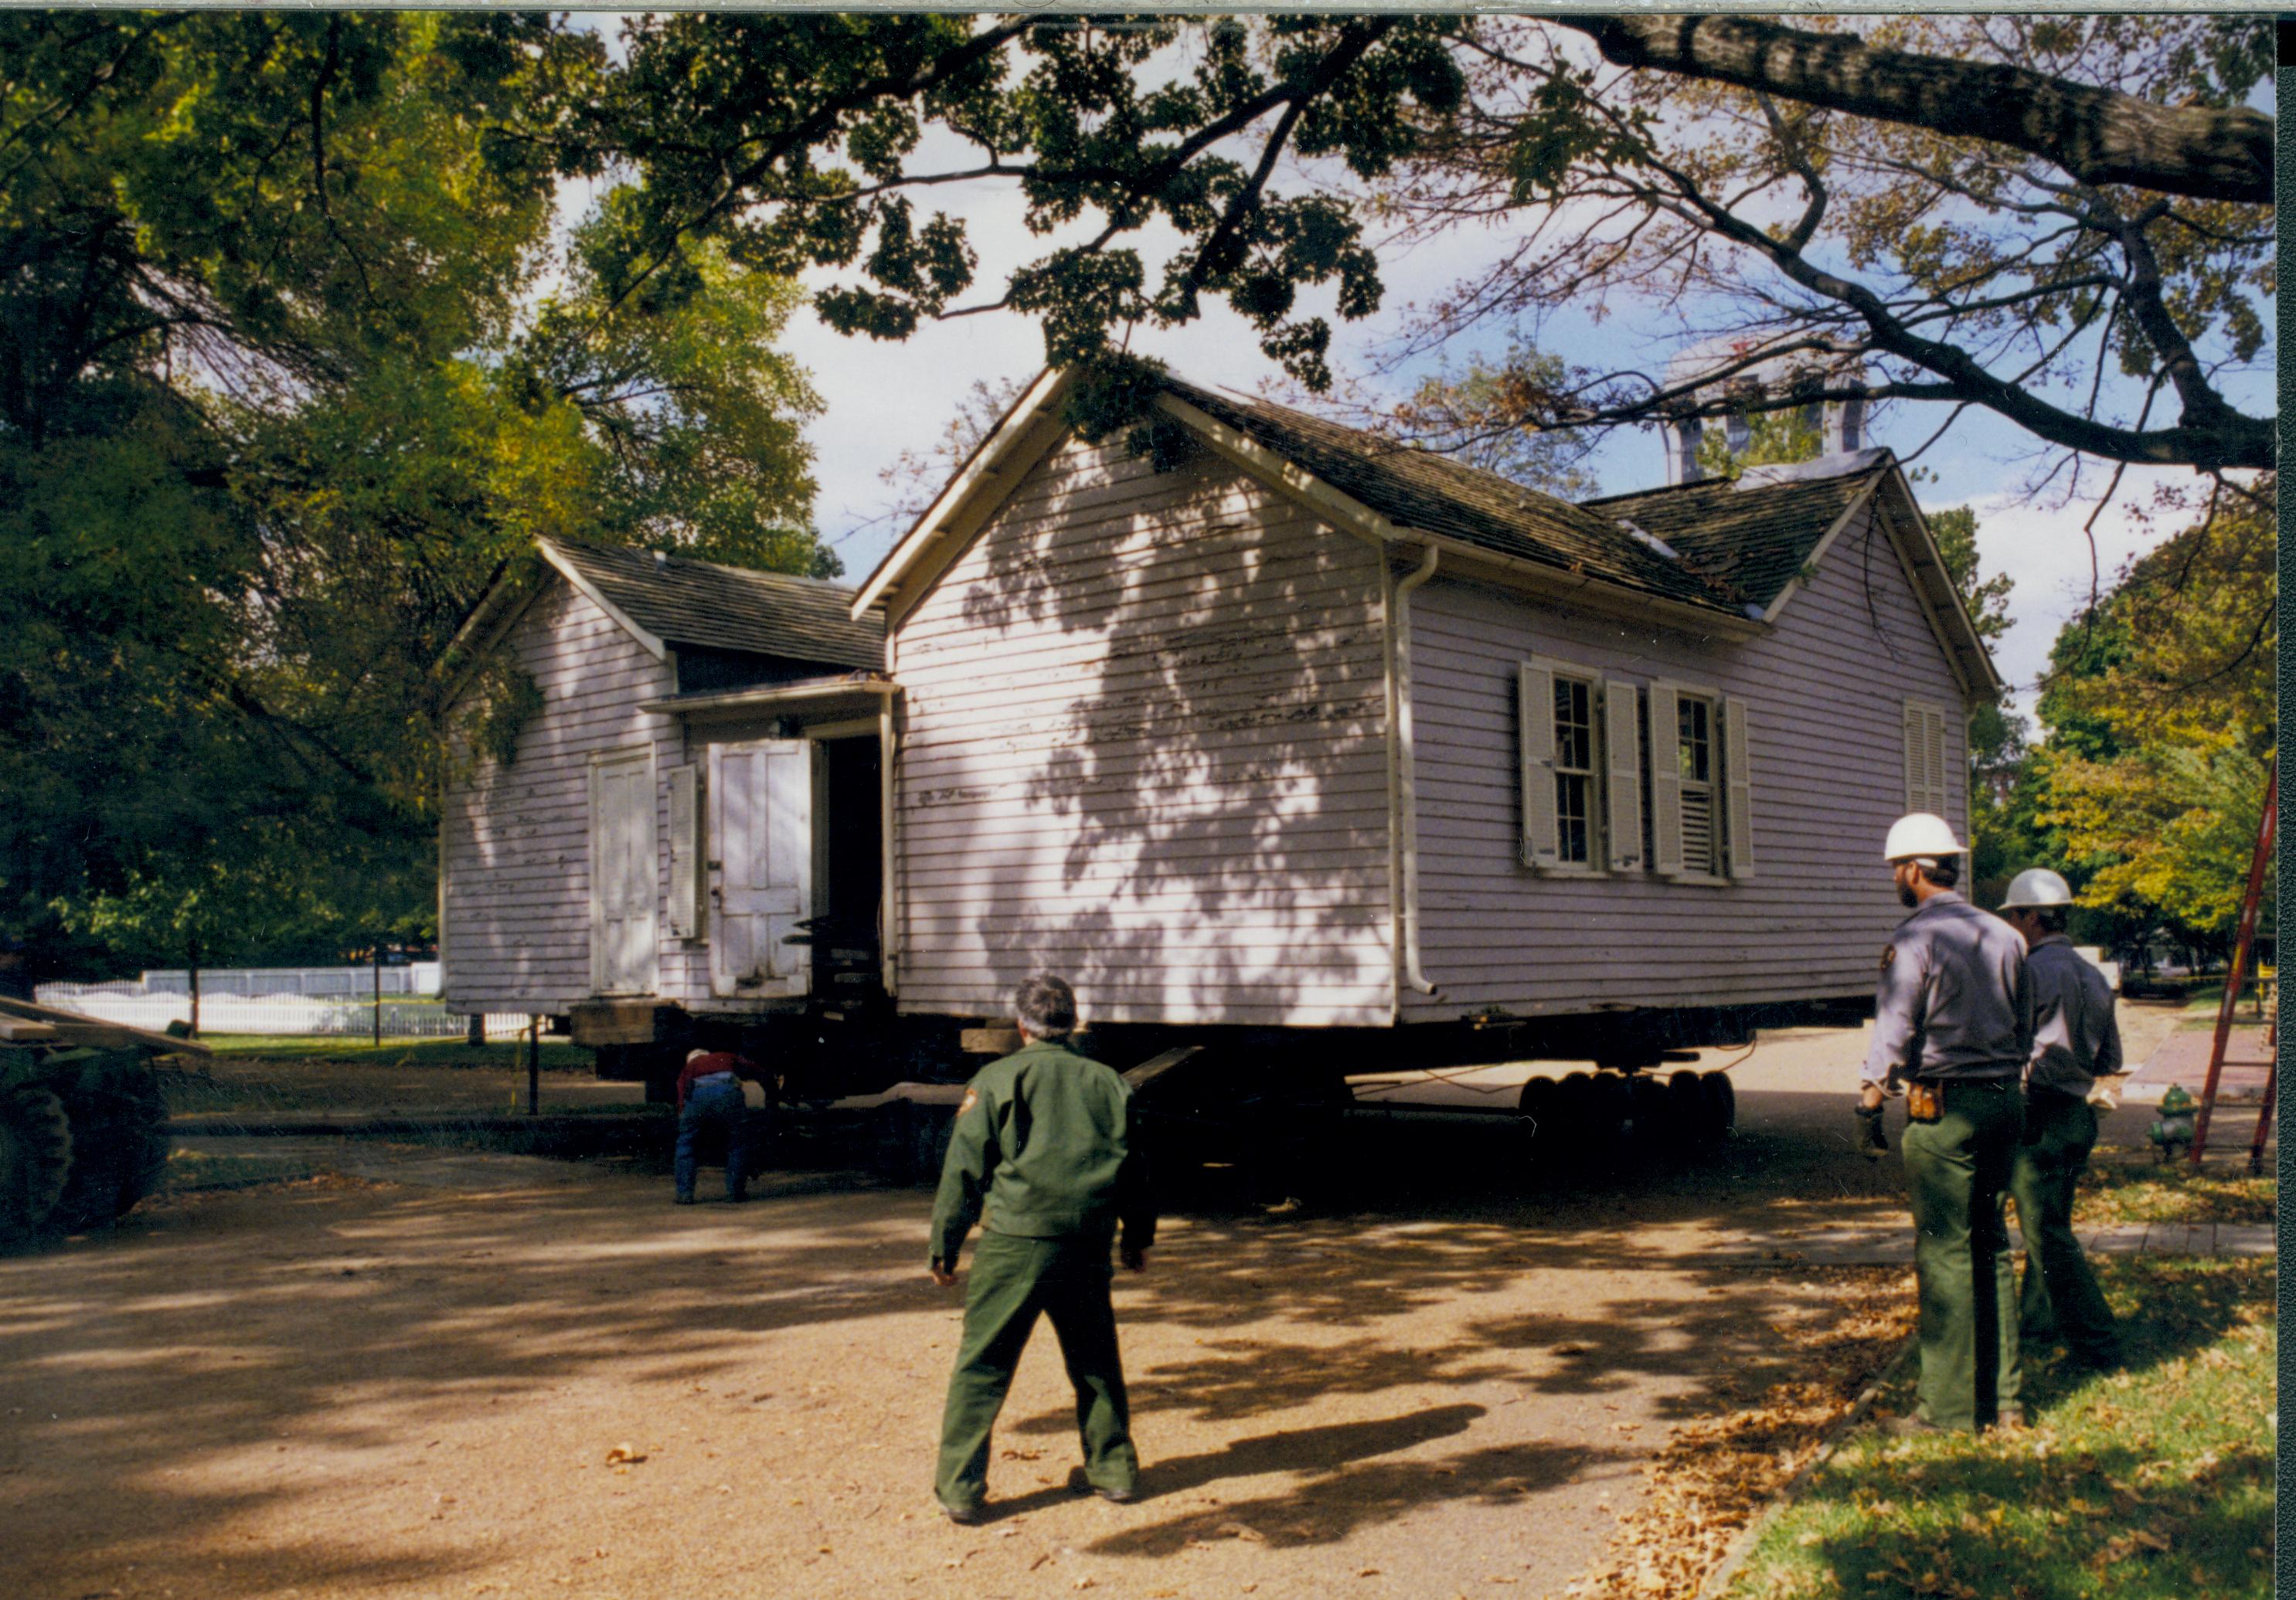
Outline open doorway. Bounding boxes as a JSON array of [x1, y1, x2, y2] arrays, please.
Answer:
[[811, 732, 883, 1004]]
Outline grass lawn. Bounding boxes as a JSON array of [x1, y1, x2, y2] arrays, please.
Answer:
[[194, 1034, 593, 1068], [2073, 1160, 2277, 1226], [1719, 1257, 2276, 1600]]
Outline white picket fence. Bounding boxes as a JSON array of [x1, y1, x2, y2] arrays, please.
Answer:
[[35, 982, 529, 1041]]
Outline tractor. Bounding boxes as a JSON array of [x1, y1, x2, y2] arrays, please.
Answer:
[[0, 998, 189, 1243]]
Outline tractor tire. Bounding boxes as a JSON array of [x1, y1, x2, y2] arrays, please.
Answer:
[[52, 1067, 172, 1232], [0, 1082, 72, 1242]]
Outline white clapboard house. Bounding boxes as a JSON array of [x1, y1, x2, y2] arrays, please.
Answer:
[[437, 367, 1996, 1075]]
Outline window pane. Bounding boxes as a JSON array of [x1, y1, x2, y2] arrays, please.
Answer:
[[1553, 679, 1591, 773], [1678, 698, 1710, 783], [1556, 773, 1589, 864]]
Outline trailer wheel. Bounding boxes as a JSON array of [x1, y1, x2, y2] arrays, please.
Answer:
[[1517, 1075, 1558, 1146], [1590, 1072, 1633, 1142], [1666, 1071, 1707, 1151], [1554, 1072, 1595, 1153], [1699, 1072, 1736, 1141], [1628, 1072, 1669, 1146]]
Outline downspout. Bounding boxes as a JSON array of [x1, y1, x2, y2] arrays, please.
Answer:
[[879, 634, 900, 1000], [1390, 545, 1442, 1000]]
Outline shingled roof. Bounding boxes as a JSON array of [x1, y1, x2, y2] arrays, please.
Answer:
[[1162, 379, 1747, 614], [1586, 453, 1893, 614], [547, 538, 882, 668]]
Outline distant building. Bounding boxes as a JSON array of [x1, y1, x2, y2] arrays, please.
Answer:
[[1658, 337, 1870, 485]]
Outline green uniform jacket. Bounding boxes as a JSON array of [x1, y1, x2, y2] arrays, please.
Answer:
[[929, 1039, 1155, 1269]]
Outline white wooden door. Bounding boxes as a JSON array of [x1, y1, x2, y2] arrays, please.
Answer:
[[708, 740, 811, 999], [589, 751, 658, 996]]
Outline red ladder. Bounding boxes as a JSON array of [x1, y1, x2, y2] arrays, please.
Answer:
[[2189, 767, 2277, 1171]]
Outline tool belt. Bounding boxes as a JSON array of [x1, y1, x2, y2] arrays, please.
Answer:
[[1905, 1076, 2015, 1123]]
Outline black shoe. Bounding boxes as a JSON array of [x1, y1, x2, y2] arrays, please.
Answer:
[[938, 1497, 988, 1525], [1990, 1405, 2026, 1432], [1066, 1468, 1138, 1503], [673, 1194, 696, 1206]]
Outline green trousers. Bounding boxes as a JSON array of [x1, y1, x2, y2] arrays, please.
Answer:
[[935, 1231, 1137, 1510], [1900, 1081, 2023, 1431], [2011, 1087, 2121, 1364]]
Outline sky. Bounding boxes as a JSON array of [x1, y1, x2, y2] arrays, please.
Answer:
[[563, 16, 2269, 732]]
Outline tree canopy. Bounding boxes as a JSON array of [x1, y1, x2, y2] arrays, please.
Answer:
[[2, 13, 826, 978], [585, 14, 2273, 482]]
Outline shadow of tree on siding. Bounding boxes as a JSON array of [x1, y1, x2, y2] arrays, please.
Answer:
[[906, 432, 1391, 1024]]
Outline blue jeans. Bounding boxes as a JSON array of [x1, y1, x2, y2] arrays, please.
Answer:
[[675, 1076, 750, 1201]]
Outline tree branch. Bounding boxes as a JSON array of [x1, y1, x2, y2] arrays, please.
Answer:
[[1560, 14, 2272, 205]]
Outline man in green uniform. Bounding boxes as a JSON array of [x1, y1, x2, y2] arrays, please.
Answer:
[[1998, 868, 2124, 1370], [929, 974, 1155, 1523], [1859, 814, 2032, 1432]]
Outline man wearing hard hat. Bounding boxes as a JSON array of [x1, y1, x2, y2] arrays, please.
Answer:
[[1998, 868, 2124, 1370], [1859, 813, 2033, 1432]]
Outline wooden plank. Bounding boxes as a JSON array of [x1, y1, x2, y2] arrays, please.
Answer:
[[0, 995, 211, 1057]]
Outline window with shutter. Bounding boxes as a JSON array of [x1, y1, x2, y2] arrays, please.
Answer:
[[1521, 657, 1615, 872], [1903, 700, 1951, 816], [1604, 680, 1644, 871], [1723, 696, 1756, 881], [667, 764, 703, 940], [1646, 681, 1683, 875]]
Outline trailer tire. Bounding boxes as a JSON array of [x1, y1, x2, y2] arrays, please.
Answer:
[[1700, 1072, 1736, 1141], [1628, 1072, 1669, 1146], [1517, 1075, 1558, 1146], [1591, 1072, 1633, 1142], [1555, 1072, 1595, 1155], [1666, 1071, 1707, 1152]]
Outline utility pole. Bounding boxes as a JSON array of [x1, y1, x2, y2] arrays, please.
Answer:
[[528, 1016, 541, 1116]]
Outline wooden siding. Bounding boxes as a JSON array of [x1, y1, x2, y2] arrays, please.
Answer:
[[1404, 493, 1971, 1017], [890, 434, 1394, 1027], [439, 579, 726, 1013]]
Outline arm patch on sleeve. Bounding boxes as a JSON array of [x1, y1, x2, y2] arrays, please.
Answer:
[[1879, 945, 1896, 972], [958, 1089, 978, 1116]]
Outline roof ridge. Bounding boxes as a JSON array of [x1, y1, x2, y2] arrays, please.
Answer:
[[552, 535, 857, 598]]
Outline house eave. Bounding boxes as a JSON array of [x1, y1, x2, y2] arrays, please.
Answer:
[[536, 536, 668, 661], [851, 367, 1076, 623], [638, 673, 901, 718]]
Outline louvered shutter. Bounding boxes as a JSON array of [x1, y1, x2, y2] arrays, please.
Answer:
[[1519, 661, 1559, 868], [1903, 701, 1949, 815], [1723, 696, 1755, 881], [1604, 680, 1644, 871], [1647, 680, 1682, 875], [666, 763, 702, 939]]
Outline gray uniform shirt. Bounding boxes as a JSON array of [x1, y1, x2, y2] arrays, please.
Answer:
[[1861, 891, 2033, 1086], [2023, 934, 2123, 1096]]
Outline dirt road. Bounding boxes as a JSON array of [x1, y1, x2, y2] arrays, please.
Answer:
[[1, 1015, 2186, 1600]]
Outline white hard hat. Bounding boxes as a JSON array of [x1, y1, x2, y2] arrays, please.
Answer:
[[1883, 812, 1965, 863], [1999, 868, 2073, 911], [686, 1048, 710, 1064]]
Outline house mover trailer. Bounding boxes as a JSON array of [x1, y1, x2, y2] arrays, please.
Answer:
[[436, 367, 1996, 1156]]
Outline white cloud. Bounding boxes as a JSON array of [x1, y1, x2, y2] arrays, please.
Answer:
[[1959, 471, 2186, 722]]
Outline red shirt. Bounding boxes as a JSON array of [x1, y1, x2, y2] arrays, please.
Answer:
[[675, 1051, 766, 1109]]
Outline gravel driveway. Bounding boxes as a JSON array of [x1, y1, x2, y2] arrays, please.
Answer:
[[0, 1014, 2183, 1600]]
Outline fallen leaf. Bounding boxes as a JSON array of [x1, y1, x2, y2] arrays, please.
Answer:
[[603, 1445, 646, 1466], [2132, 1530, 2172, 1552], [1359, 1568, 1383, 1578]]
